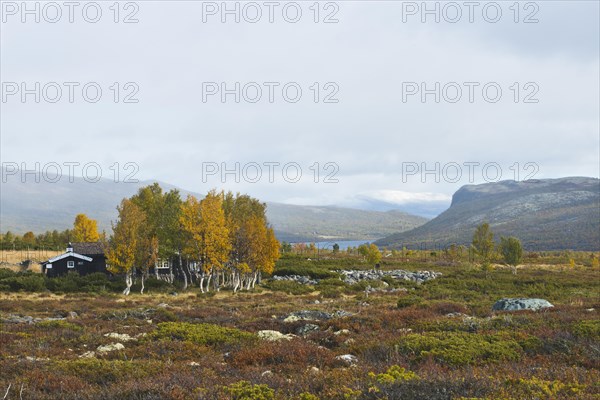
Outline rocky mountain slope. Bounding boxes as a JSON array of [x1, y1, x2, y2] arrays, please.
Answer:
[[375, 177, 600, 251]]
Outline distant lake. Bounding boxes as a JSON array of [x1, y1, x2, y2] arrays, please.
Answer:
[[292, 240, 374, 250]]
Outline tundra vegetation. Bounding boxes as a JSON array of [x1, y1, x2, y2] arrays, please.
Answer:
[[0, 245, 599, 399]]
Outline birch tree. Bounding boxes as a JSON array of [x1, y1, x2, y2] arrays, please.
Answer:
[[106, 199, 145, 295]]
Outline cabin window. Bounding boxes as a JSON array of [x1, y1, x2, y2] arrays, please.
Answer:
[[78, 261, 84, 265], [46, 264, 52, 269], [67, 261, 75, 268], [156, 260, 170, 269]]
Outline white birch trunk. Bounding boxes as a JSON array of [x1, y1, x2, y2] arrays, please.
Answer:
[[123, 270, 133, 296]]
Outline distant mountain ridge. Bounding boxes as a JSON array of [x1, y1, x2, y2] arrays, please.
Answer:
[[0, 173, 427, 242], [376, 177, 600, 251]]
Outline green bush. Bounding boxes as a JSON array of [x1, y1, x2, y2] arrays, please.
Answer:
[[131, 277, 176, 293], [37, 320, 82, 331], [0, 272, 46, 292], [273, 265, 339, 280], [55, 359, 158, 384], [0, 268, 16, 280], [262, 280, 314, 295], [222, 381, 274, 400], [369, 365, 419, 384], [397, 295, 423, 309], [46, 272, 113, 293], [152, 307, 179, 322], [148, 322, 256, 347], [317, 278, 346, 287], [572, 320, 600, 340], [319, 286, 342, 298], [395, 331, 522, 365]]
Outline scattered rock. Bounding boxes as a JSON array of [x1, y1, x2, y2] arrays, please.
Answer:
[[257, 330, 296, 341], [97, 343, 125, 353], [339, 270, 441, 284], [1, 315, 35, 324], [283, 309, 352, 322], [273, 270, 441, 286], [67, 311, 78, 319], [336, 354, 358, 365], [1, 314, 66, 324], [445, 312, 470, 318], [334, 329, 350, 336], [308, 366, 320, 373], [104, 332, 136, 342], [79, 351, 96, 358], [296, 324, 320, 336], [492, 298, 554, 311], [314, 300, 321, 304], [261, 370, 273, 377], [189, 362, 200, 366], [25, 356, 50, 362], [157, 303, 169, 308], [586, 308, 595, 312], [272, 275, 318, 285], [333, 310, 353, 318]]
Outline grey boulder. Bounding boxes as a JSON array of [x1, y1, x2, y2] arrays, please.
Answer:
[[492, 298, 554, 311]]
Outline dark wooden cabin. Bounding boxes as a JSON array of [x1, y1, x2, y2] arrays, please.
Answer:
[[42, 242, 107, 278]]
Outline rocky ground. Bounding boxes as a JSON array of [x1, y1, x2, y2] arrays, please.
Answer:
[[0, 256, 598, 399]]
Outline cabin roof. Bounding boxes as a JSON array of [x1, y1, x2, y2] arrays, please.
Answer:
[[46, 252, 93, 264], [72, 242, 106, 255]]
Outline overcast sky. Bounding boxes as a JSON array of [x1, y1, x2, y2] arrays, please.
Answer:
[[1, 1, 599, 210]]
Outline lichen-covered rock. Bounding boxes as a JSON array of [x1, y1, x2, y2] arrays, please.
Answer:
[[284, 310, 332, 322], [257, 330, 296, 341], [283, 309, 352, 323], [272, 275, 318, 285], [104, 332, 136, 342], [296, 324, 320, 336], [492, 298, 554, 311], [96, 343, 125, 353], [336, 354, 358, 365], [338, 270, 441, 284], [79, 351, 96, 358]]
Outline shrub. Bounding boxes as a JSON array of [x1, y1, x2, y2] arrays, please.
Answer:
[[54, 359, 158, 384], [395, 332, 522, 365], [318, 278, 346, 287], [148, 322, 256, 347], [369, 365, 419, 384], [262, 280, 314, 295], [222, 381, 274, 400], [45, 272, 114, 293], [152, 307, 179, 322], [273, 265, 339, 280], [37, 320, 82, 331], [131, 277, 176, 293], [572, 320, 600, 340], [319, 286, 342, 298], [298, 394, 320, 400], [505, 377, 585, 398], [397, 295, 423, 309], [0, 272, 46, 292], [230, 339, 336, 371]]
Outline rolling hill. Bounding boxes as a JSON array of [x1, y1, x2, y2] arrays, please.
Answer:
[[375, 177, 600, 251], [0, 174, 427, 242]]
